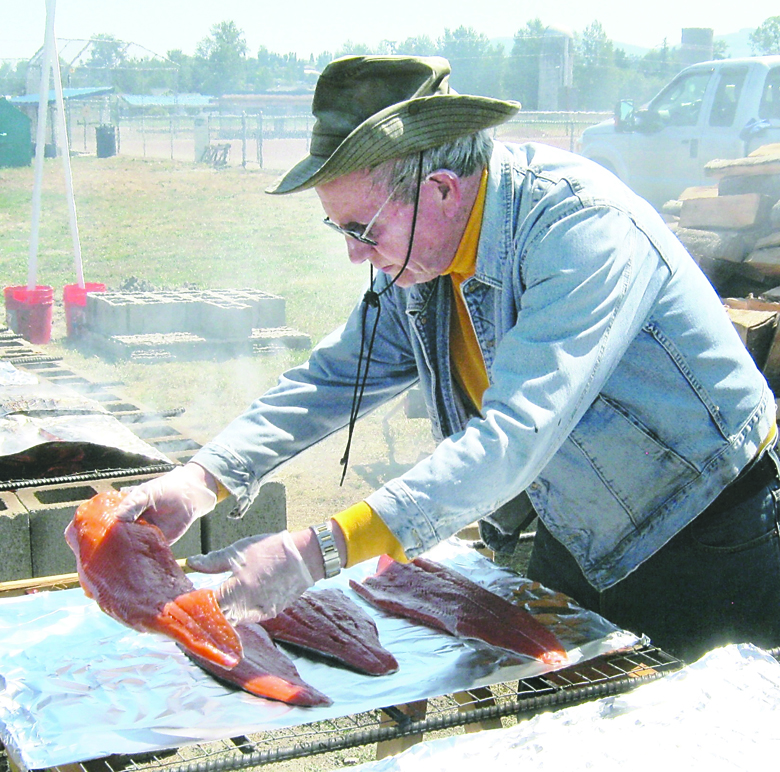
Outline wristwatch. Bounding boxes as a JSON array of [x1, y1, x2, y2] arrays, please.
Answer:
[[312, 522, 341, 579]]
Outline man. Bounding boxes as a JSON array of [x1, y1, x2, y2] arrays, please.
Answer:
[[117, 56, 780, 662]]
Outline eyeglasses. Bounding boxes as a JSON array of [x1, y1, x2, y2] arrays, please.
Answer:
[[322, 184, 399, 246]]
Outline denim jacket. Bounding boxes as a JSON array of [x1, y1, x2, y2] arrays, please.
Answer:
[[194, 141, 775, 591]]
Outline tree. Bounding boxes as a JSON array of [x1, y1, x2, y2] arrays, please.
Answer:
[[0, 60, 27, 96], [194, 21, 248, 95], [506, 19, 546, 109], [574, 21, 617, 110], [86, 33, 127, 70], [334, 40, 373, 57], [437, 26, 505, 98], [712, 39, 729, 60], [396, 35, 437, 56], [750, 16, 780, 55]]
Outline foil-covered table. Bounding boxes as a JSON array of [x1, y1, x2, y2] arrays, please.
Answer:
[[0, 539, 639, 771]]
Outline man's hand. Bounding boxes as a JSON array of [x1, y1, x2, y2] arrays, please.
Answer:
[[186, 531, 315, 624], [114, 463, 218, 544]]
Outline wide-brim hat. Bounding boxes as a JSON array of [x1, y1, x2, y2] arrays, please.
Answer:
[[266, 55, 520, 195]]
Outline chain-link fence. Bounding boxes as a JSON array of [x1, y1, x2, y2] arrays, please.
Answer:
[[63, 109, 611, 169], [497, 111, 611, 152]]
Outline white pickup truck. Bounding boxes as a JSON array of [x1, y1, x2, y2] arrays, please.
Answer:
[[578, 56, 780, 208]]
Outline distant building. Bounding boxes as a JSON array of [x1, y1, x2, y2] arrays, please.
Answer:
[[680, 28, 715, 67], [538, 26, 574, 111]]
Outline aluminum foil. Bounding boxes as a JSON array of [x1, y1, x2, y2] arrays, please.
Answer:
[[0, 538, 638, 771], [0, 383, 171, 475], [346, 644, 780, 772]]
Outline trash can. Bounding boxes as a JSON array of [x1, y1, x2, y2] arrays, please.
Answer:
[[95, 124, 117, 158]]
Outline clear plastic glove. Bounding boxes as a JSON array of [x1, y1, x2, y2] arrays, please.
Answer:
[[114, 464, 218, 544], [186, 531, 314, 624]]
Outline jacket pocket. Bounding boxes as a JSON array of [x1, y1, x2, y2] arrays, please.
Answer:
[[568, 395, 698, 527]]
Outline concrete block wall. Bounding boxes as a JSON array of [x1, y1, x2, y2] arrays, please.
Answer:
[[0, 490, 32, 580], [2, 475, 287, 582], [85, 289, 287, 339], [203, 480, 287, 553]]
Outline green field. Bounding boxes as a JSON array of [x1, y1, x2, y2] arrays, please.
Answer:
[[0, 155, 434, 529]]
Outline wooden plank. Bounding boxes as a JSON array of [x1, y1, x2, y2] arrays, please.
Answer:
[[376, 700, 428, 759], [749, 143, 780, 157], [745, 247, 780, 278], [755, 231, 780, 250], [724, 296, 780, 313], [724, 305, 778, 370], [679, 185, 719, 200], [452, 687, 504, 733], [672, 225, 751, 262], [705, 154, 780, 179], [678, 193, 768, 230]]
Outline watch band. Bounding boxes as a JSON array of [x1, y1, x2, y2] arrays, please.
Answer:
[[312, 522, 341, 579]]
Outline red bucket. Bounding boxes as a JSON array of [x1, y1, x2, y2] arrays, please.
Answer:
[[4, 285, 54, 344], [3, 286, 22, 332], [63, 282, 106, 337]]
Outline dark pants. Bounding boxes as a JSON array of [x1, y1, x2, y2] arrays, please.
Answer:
[[527, 448, 780, 663]]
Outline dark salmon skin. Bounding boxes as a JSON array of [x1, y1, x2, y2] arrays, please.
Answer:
[[262, 588, 398, 676], [351, 555, 567, 666], [182, 622, 332, 707]]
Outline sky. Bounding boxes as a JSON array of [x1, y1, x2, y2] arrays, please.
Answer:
[[1, 0, 777, 63]]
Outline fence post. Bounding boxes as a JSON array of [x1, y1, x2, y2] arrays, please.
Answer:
[[242, 111, 247, 168], [257, 112, 264, 168], [170, 117, 174, 160]]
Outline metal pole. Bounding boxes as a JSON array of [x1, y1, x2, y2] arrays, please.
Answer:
[[27, 0, 56, 291], [257, 112, 263, 168], [50, 11, 85, 287]]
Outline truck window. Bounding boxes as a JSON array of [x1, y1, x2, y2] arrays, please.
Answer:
[[709, 66, 749, 127], [651, 70, 712, 127], [759, 67, 780, 120]]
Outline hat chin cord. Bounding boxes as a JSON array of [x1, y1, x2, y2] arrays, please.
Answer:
[[339, 152, 425, 485]]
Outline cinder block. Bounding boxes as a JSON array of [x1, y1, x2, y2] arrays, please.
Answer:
[[147, 296, 189, 334], [201, 481, 286, 553], [196, 301, 254, 339], [87, 294, 132, 336], [0, 491, 32, 581], [253, 296, 286, 328], [21, 475, 202, 578]]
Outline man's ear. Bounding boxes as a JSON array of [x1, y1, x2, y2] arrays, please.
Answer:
[[425, 170, 461, 215]]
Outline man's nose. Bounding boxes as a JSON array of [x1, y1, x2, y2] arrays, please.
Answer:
[[346, 239, 373, 265]]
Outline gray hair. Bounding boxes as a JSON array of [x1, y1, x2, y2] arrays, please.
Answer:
[[371, 130, 494, 202]]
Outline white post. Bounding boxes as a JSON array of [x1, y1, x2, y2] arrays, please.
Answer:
[[49, 2, 84, 288], [27, 0, 57, 291]]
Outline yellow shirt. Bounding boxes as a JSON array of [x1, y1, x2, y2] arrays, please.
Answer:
[[332, 169, 491, 567], [443, 168, 490, 411]]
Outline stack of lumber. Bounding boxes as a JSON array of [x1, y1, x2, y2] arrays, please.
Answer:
[[665, 144, 780, 298], [722, 294, 780, 395]]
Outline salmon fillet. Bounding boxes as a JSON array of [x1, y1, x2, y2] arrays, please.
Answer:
[[350, 555, 567, 666], [64, 490, 242, 669], [261, 588, 398, 676], [182, 622, 332, 707]]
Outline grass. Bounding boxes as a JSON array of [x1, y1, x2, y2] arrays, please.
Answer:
[[0, 155, 435, 529]]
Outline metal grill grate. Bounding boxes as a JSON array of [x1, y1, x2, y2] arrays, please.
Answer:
[[16, 644, 682, 772]]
